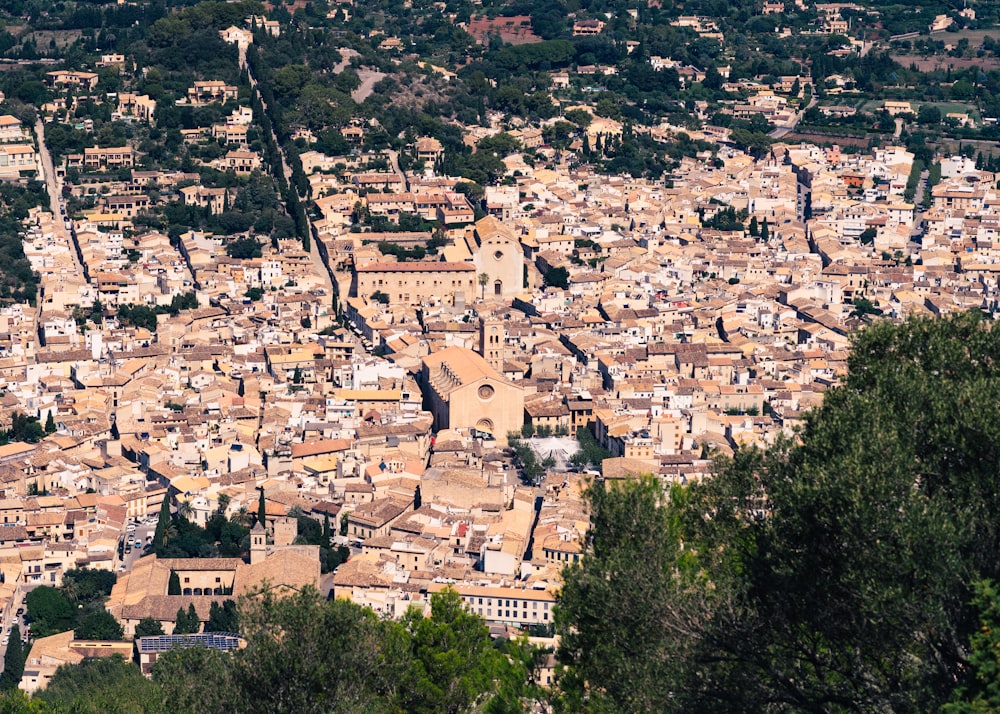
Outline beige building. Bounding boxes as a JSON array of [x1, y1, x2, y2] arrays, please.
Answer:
[[421, 345, 524, 441], [469, 216, 524, 299], [0, 145, 36, 178], [187, 80, 239, 105], [45, 71, 99, 91], [354, 261, 476, 305]]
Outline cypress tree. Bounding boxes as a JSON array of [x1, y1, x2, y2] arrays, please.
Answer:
[[323, 512, 330, 540], [168, 570, 181, 596], [257, 487, 266, 528], [153, 499, 171, 552], [1, 625, 24, 689], [44, 411, 56, 434]]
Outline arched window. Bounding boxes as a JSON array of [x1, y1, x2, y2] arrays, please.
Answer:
[[494, 280, 502, 295]]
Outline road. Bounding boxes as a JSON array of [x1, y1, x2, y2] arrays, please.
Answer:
[[352, 69, 386, 104], [769, 94, 818, 139], [244, 54, 336, 300], [34, 118, 85, 277]]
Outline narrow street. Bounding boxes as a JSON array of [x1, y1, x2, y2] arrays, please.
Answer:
[[243, 53, 336, 302], [34, 118, 85, 278]]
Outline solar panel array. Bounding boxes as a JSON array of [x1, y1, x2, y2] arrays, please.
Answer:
[[137, 632, 242, 653]]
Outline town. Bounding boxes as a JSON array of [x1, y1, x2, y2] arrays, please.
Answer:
[[0, 0, 996, 707]]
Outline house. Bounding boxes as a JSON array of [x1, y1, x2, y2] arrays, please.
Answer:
[[215, 150, 261, 175], [884, 101, 913, 116], [572, 19, 606, 36], [46, 71, 99, 91], [0, 145, 36, 178], [415, 137, 443, 163], [186, 81, 239, 106], [81, 146, 136, 169], [0, 116, 25, 143]]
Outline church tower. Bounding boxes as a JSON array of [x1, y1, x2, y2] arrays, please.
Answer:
[[250, 521, 266, 565], [479, 317, 505, 371]]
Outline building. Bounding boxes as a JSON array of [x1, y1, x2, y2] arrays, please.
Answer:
[[420, 345, 525, 441], [884, 101, 913, 116], [354, 261, 477, 305], [0, 145, 36, 178], [81, 146, 136, 169], [45, 71, 99, 91], [415, 137, 443, 163], [137, 632, 245, 676], [0, 116, 25, 143], [186, 81, 239, 106], [572, 19, 606, 35], [428, 581, 556, 629], [470, 216, 524, 299], [215, 150, 261, 175], [117, 93, 156, 124]]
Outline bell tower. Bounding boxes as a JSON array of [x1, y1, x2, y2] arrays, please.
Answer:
[[478, 317, 505, 371]]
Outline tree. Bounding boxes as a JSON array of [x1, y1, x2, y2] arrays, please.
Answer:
[[945, 580, 1000, 713], [478, 272, 489, 300], [322, 512, 331, 541], [918, 104, 942, 125], [1, 624, 24, 690], [75, 610, 124, 641], [859, 226, 877, 245], [134, 617, 164, 639], [232, 587, 409, 714], [168, 570, 181, 596], [37, 656, 160, 713], [226, 236, 263, 259], [61, 569, 116, 603], [206, 601, 238, 633], [555, 477, 704, 713], [399, 587, 513, 714], [257, 487, 266, 528], [153, 499, 172, 552], [25, 587, 75, 637], [44, 411, 55, 434], [543, 266, 569, 290], [174, 604, 200, 635], [151, 647, 232, 713]]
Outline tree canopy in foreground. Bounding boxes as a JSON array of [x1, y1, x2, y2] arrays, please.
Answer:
[[555, 311, 1000, 712]]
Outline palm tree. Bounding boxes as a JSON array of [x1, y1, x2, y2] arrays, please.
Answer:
[[216, 493, 231, 517], [177, 500, 193, 521], [478, 272, 489, 300], [231, 505, 252, 528]]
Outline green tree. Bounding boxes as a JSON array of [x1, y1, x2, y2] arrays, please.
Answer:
[[173, 604, 200, 635], [945, 580, 1000, 712], [151, 647, 232, 713], [0, 625, 24, 690], [61, 569, 116, 603], [152, 499, 172, 553], [543, 266, 569, 290], [206, 601, 239, 633], [37, 656, 160, 713], [134, 617, 164, 639], [257, 488, 267, 527], [75, 610, 124, 641], [232, 587, 409, 714], [25, 587, 75, 637], [226, 237, 263, 259], [555, 477, 705, 713], [43, 412, 55, 434], [168, 570, 181, 596], [399, 588, 512, 714]]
